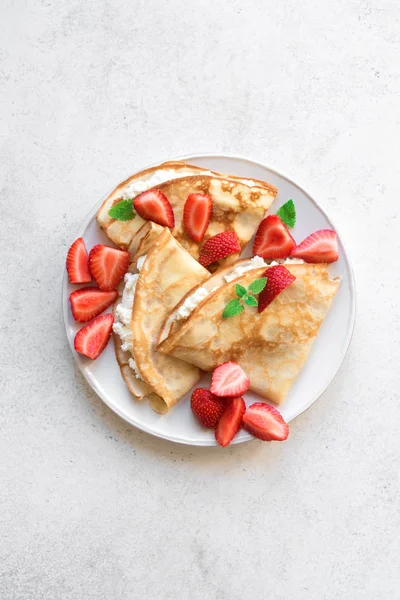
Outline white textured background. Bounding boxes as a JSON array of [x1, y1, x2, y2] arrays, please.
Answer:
[[1, 1, 399, 599]]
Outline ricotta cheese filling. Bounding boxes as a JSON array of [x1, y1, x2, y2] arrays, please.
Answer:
[[172, 256, 304, 322], [112, 255, 147, 379], [120, 169, 213, 200]]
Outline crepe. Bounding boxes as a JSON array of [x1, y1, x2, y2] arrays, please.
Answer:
[[113, 229, 210, 414], [96, 161, 277, 261], [158, 261, 340, 404]]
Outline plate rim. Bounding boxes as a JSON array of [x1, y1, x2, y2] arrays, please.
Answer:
[[62, 152, 356, 446]]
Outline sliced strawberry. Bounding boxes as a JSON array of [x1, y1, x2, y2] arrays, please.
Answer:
[[183, 193, 212, 242], [190, 388, 226, 429], [211, 362, 250, 398], [74, 313, 114, 360], [215, 397, 246, 447], [258, 265, 296, 313], [88, 245, 130, 291], [242, 402, 289, 441], [292, 229, 338, 263], [133, 189, 174, 228], [199, 231, 240, 267], [66, 237, 91, 284], [253, 215, 296, 259], [69, 287, 118, 323]]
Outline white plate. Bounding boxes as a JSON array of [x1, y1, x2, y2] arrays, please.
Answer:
[[63, 154, 356, 446]]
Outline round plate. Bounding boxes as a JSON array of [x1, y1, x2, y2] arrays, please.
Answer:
[[63, 154, 356, 446]]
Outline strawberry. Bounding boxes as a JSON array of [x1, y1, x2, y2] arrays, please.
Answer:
[[253, 215, 296, 259], [242, 402, 289, 441], [292, 229, 338, 263], [69, 287, 118, 323], [88, 245, 130, 291], [190, 388, 225, 429], [215, 397, 246, 447], [183, 193, 212, 242], [210, 362, 250, 398], [258, 265, 296, 313], [74, 313, 114, 360], [133, 189, 174, 228], [66, 237, 91, 284], [199, 231, 240, 267]]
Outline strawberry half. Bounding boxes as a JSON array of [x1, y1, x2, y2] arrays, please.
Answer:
[[211, 362, 250, 398], [199, 231, 240, 267], [133, 189, 174, 228], [88, 245, 130, 292], [292, 229, 338, 263], [258, 265, 296, 313], [69, 287, 118, 323], [242, 402, 289, 441], [74, 313, 114, 360], [253, 215, 296, 259], [215, 397, 246, 447], [190, 388, 225, 429], [66, 237, 91, 284], [183, 193, 212, 242]]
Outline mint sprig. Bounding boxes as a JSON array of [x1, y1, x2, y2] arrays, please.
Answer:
[[276, 199, 296, 228], [222, 277, 267, 318], [108, 199, 136, 221]]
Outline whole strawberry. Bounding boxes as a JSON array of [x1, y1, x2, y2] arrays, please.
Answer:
[[190, 388, 226, 429]]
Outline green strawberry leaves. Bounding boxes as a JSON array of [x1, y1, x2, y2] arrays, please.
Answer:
[[108, 199, 136, 221], [223, 277, 267, 318], [276, 199, 296, 228]]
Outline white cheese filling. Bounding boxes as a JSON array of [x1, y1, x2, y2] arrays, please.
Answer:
[[113, 255, 147, 379], [120, 169, 213, 200]]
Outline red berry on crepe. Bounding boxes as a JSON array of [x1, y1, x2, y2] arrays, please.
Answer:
[[258, 265, 296, 313], [74, 313, 114, 360], [215, 397, 246, 447], [69, 287, 118, 323], [199, 231, 240, 267], [211, 362, 250, 397], [88, 245, 130, 291], [183, 193, 212, 242], [190, 388, 225, 429], [253, 215, 296, 259], [292, 229, 338, 263], [242, 402, 289, 441], [134, 189, 175, 228], [66, 237, 91, 284]]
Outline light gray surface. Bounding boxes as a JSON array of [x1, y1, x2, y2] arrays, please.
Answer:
[[1, 1, 399, 599]]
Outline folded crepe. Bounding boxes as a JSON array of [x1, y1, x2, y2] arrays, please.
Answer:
[[158, 258, 340, 404], [113, 229, 210, 414], [97, 160, 277, 265]]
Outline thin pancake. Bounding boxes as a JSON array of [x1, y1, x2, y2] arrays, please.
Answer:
[[158, 264, 340, 404]]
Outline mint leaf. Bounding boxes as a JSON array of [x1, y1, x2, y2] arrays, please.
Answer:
[[248, 277, 267, 294], [108, 199, 136, 221], [245, 295, 258, 307], [235, 284, 247, 298], [276, 199, 296, 228], [222, 299, 245, 318]]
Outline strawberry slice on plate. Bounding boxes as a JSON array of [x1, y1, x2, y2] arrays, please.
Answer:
[[215, 397, 246, 447], [69, 287, 118, 323], [242, 402, 289, 441], [190, 388, 225, 429], [88, 245, 130, 291], [253, 215, 296, 259], [199, 231, 240, 267], [258, 265, 296, 313], [292, 229, 338, 263], [211, 361, 250, 397], [183, 193, 212, 242], [74, 313, 114, 360], [66, 237, 91, 284], [133, 189, 175, 228]]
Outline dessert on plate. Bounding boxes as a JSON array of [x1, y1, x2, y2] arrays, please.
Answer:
[[66, 160, 340, 446]]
